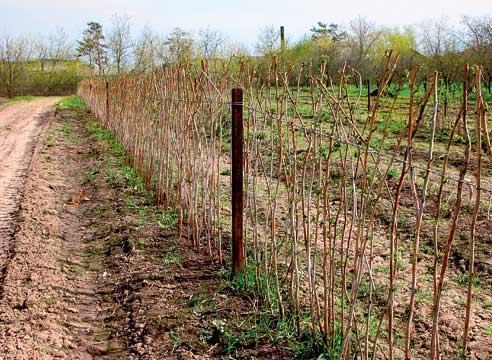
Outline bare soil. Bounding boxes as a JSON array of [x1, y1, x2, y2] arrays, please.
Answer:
[[0, 98, 60, 277], [0, 100, 127, 358], [0, 98, 490, 360], [0, 101, 254, 359]]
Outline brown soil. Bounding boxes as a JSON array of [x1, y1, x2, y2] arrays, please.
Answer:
[[0, 98, 60, 277], [0, 100, 126, 358], [0, 101, 261, 359], [0, 98, 489, 360]]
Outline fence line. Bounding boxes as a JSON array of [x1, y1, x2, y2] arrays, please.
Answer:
[[78, 58, 492, 359], [87, 90, 492, 195]]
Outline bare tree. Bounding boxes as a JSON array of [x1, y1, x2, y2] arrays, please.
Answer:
[[0, 35, 33, 97], [34, 29, 76, 95], [197, 28, 225, 59], [419, 17, 460, 57], [347, 16, 382, 72], [255, 26, 280, 56], [223, 41, 250, 58], [462, 15, 492, 81], [166, 28, 194, 64], [132, 26, 167, 72], [107, 14, 132, 74], [36, 28, 72, 70], [418, 17, 463, 82]]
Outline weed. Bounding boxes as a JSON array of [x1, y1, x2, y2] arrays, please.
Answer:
[[60, 123, 71, 134], [126, 198, 137, 207], [135, 238, 146, 249], [357, 277, 371, 299], [106, 164, 146, 195], [396, 250, 405, 271], [84, 166, 100, 183], [135, 219, 149, 229], [157, 208, 178, 231], [482, 323, 492, 337], [386, 166, 400, 180], [483, 298, 492, 309], [170, 331, 182, 353], [161, 245, 182, 267], [188, 293, 217, 316], [58, 122, 79, 142], [46, 133, 55, 147], [86, 119, 125, 156], [214, 309, 342, 359], [454, 347, 471, 359], [57, 96, 87, 110], [415, 289, 433, 305], [137, 207, 148, 217], [375, 266, 390, 274], [455, 273, 481, 288]]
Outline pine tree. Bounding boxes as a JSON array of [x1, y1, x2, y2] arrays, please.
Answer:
[[77, 22, 107, 75]]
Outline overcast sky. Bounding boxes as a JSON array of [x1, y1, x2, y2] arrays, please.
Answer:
[[1, 0, 492, 47]]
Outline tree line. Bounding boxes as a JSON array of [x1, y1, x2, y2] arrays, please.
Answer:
[[1, 14, 492, 97], [0, 29, 87, 97]]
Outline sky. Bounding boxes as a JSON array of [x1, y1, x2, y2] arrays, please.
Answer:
[[1, 0, 492, 48]]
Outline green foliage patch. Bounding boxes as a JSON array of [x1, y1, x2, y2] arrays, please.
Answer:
[[57, 96, 87, 110]]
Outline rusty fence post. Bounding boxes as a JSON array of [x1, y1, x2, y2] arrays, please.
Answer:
[[280, 26, 285, 54], [89, 82, 93, 109], [231, 88, 245, 276], [444, 95, 448, 118], [105, 79, 110, 124]]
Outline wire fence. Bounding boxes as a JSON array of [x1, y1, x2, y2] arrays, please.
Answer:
[[78, 56, 492, 359]]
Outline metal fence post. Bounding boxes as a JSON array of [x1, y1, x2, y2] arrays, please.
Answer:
[[280, 26, 285, 53], [231, 88, 245, 275], [105, 80, 110, 123]]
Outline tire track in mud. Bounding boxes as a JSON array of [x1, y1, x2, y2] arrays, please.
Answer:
[[0, 99, 60, 294]]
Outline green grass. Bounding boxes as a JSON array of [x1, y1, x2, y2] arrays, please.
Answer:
[[87, 120, 125, 156], [455, 273, 482, 289], [157, 208, 178, 231], [213, 262, 344, 358], [483, 323, 492, 337], [57, 96, 87, 110], [58, 122, 78, 142], [213, 308, 342, 359], [160, 244, 182, 267], [10, 95, 40, 102]]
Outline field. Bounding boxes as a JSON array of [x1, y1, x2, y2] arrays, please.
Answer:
[[3, 3, 492, 359], [73, 57, 492, 359]]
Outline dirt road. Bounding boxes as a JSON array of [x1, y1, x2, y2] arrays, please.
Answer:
[[0, 100, 130, 359], [0, 98, 60, 280], [0, 98, 235, 359]]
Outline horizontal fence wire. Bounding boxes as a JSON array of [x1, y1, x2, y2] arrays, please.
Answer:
[[105, 93, 492, 194]]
